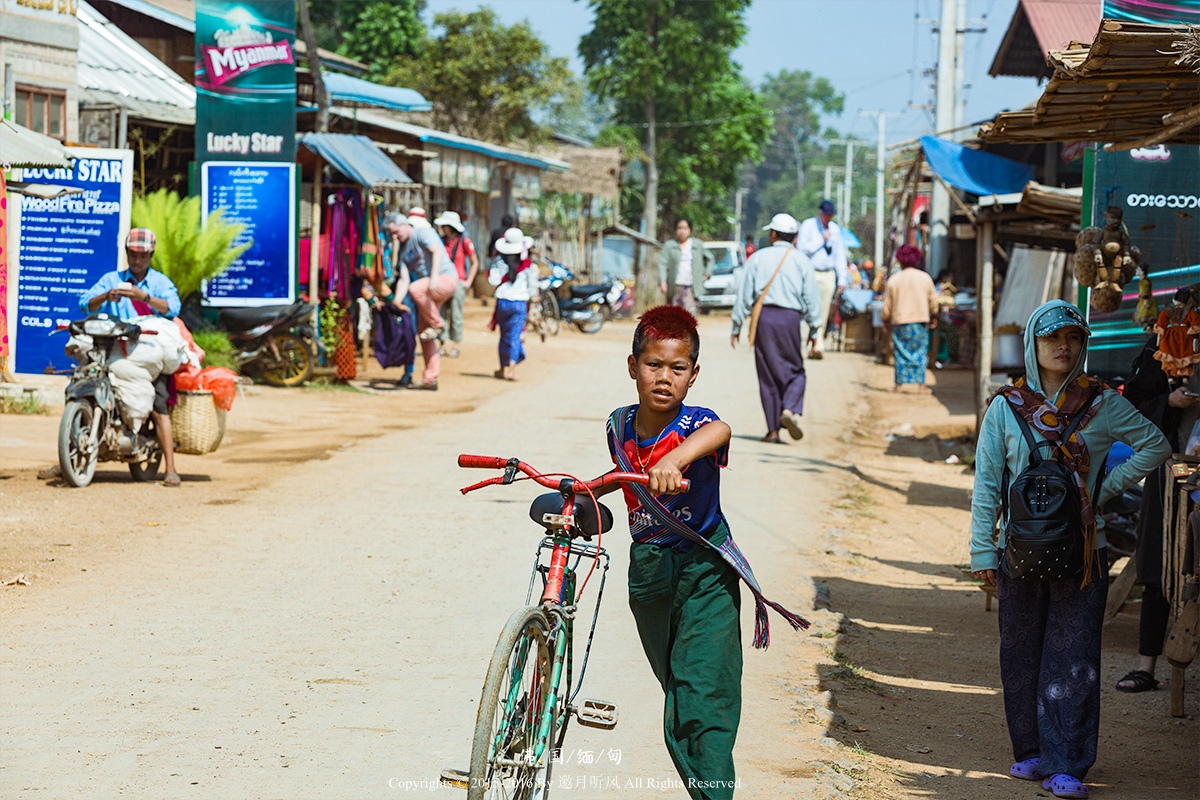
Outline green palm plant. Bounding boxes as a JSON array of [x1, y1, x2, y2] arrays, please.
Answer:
[[130, 189, 252, 300]]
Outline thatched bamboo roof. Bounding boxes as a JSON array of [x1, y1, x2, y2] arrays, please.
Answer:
[[980, 20, 1200, 150], [539, 145, 621, 199]]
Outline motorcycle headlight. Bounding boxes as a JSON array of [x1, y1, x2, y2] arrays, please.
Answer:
[[83, 318, 120, 336]]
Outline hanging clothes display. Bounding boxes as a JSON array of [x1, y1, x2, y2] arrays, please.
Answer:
[[323, 188, 361, 303], [358, 195, 385, 286]]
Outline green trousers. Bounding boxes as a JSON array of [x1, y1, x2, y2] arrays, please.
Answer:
[[628, 529, 743, 800]]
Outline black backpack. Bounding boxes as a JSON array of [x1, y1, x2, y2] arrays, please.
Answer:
[[1000, 394, 1097, 581]]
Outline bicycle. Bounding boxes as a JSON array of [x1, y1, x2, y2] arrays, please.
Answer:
[[440, 455, 689, 800]]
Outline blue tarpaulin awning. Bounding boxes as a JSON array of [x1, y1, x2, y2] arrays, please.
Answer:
[[919, 135, 1034, 197], [842, 229, 862, 249], [323, 72, 431, 112], [298, 133, 416, 188]]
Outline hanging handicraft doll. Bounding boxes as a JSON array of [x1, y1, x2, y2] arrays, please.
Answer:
[[1074, 206, 1141, 313], [1153, 287, 1200, 384], [1134, 267, 1158, 331]]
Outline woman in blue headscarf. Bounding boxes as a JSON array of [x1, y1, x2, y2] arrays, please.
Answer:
[[969, 300, 1170, 799]]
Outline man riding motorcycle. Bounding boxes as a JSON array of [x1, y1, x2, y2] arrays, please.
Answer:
[[79, 228, 183, 486]]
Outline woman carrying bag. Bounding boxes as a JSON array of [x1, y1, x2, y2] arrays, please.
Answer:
[[969, 300, 1170, 799]]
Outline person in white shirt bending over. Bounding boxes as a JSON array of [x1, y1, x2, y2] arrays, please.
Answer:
[[796, 199, 848, 358]]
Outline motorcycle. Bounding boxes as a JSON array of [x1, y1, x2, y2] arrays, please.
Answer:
[[557, 276, 628, 334], [218, 300, 318, 387], [530, 261, 573, 339], [56, 315, 164, 487]]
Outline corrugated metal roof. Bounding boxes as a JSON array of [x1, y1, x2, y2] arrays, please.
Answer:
[[331, 108, 569, 172], [0, 119, 76, 169], [1023, 0, 1102, 51], [77, 1, 195, 125], [298, 133, 416, 188], [989, 0, 1102, 78], [323, 73, 431, 113]]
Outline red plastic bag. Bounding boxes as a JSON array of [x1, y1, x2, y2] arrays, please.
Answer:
[[199, 367, 238, 411], [174, 363, 202, 391]]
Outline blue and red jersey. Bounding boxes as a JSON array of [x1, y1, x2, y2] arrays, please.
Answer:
[[606, 404, 729, 547]]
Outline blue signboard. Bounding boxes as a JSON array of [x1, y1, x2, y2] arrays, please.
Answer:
[[201, 162, 295, 306], [13, 149, 133, 374]]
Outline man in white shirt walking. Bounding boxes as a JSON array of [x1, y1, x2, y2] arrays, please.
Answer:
[[796, 199, 848, 358]]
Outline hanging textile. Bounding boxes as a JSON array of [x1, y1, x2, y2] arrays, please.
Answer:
[[358, 195, 385, 285], [324, 188, 361, 303]]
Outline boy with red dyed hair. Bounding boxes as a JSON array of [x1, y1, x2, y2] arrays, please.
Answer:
[[596, 306, 807, 800]]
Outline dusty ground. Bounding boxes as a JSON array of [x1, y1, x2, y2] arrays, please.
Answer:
[[1, 304, 1196, 799], [815, 363, 1200, 799]]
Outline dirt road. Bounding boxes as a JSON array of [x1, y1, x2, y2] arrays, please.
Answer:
[[1, 310, 865, 799], [2, 306, 1195, 799]]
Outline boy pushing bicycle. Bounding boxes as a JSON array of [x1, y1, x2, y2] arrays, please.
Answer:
[[591, 306, 808, 800]]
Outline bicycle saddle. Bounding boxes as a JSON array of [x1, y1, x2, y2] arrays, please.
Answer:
[[529, 493, 614, 539]]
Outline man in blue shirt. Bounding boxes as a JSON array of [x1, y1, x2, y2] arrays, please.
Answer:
[[78, 228, 182, 486], [81, 228, 181, 319]]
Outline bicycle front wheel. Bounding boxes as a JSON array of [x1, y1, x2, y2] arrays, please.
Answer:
[[469, 606, 556, 800]]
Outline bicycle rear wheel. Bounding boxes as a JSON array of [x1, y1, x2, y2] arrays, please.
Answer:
[[469, 606, 556, 800]]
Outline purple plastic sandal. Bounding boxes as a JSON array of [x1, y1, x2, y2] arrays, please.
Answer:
[[1043, 773, 1089, 799], [1009, 757, 1040, 780]]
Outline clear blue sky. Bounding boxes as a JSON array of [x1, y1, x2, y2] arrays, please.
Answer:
[[424, 0, 1046, 145]]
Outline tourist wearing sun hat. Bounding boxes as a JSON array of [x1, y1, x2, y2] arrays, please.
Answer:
[[729, 213, 822, 443], [434, 210, 478, 359], [488, 227, 540, 381]]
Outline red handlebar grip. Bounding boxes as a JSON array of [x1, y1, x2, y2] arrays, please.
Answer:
[[457, 454, 510, 469]]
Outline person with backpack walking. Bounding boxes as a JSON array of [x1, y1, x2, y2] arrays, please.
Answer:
[[969, 300, 1169, 799]]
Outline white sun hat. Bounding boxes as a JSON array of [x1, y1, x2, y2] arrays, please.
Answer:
[[433, 210, 465, 232], [495, 227, 526, 255]]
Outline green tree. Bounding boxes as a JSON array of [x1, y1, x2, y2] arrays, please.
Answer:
[[308, 1, 425, 63], [340, 1, 425, 79], [384, 8, 577, 143], [746, 69, 845, 232], [130, 190, 250, 301], [579, 0, 769, 239]]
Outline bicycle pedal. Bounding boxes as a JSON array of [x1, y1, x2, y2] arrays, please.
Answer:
[[574, 698, 618, 729], [439, 768, 469, 789]]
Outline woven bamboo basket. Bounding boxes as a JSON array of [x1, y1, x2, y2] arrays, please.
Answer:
[[170, 390, 226, 456]]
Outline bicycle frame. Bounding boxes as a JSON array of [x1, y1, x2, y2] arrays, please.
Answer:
[[457, 455, 689, 796]]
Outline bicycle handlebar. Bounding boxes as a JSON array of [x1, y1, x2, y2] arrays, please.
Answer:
[[457, 454, 689, 495], [457, 454, 510, 470]]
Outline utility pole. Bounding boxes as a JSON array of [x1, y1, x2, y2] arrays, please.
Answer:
[[863, 110, 902, 266], [828, 139, 856, 221], [929, 0, 958, 277]]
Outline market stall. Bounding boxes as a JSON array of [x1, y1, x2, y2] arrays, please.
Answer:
[[1155, 460, 1200, 716]]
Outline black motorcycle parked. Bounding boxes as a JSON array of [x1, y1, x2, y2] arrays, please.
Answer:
[[57, 315, 163, 487], [218, 301, 318, 387], [556, 278, 627, 334]]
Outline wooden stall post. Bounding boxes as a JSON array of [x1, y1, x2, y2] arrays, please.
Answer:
[[976, 218, 995, 430], [309, 155, 323, 317]]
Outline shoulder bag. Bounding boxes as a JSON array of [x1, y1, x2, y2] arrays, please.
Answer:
[[747, 249, 791, 348]]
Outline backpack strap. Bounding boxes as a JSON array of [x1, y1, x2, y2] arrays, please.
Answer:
[[1002, 387, 1099, 467]]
